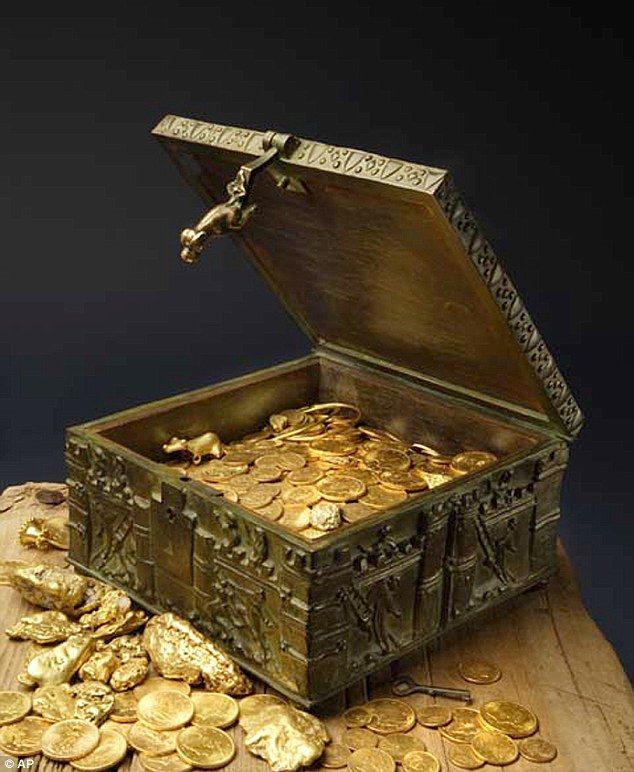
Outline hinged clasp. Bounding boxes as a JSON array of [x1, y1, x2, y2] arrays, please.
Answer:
[[179, 131, 297, 264]]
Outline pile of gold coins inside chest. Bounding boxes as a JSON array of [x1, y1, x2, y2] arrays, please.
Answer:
[[162, 402, 497, 539]]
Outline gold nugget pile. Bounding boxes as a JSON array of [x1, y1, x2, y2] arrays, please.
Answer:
[[0, 560, 331, 770], [162, 402, 497, 539]]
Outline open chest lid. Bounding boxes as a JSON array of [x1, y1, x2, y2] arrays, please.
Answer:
[[152, 114, 583, 440]]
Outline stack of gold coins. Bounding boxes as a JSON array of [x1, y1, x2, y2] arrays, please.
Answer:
[[162, 401, 498, 540]]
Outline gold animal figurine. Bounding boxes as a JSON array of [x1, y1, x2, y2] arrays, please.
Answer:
[[180, 169, 256, 264], [162, 431, 223, 465]]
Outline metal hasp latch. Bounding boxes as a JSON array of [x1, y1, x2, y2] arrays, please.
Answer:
[[179, 131, 297, 264]]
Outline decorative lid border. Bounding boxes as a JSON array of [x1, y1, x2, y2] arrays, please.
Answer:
[[153, 114, 448, 195], [153, 114, 583, 438], [435, 176, 583, 437]]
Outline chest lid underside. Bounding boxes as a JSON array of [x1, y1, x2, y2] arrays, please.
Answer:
[[152, 114, 582, 440]]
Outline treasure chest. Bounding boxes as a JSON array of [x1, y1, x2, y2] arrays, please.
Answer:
[[66, 115, 583, 707]]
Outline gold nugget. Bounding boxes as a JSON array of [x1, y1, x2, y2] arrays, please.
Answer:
[[73, 680, 115, 724], [32, 684, 76, 721], [110, 656, 149, 691], [27, 633, 94, 686], [79, 649, 120, 683], [241, 703, 328, 771], [11, 564, 87, 613], [7, 609, 82, 644], [142, 613, 252, 695]]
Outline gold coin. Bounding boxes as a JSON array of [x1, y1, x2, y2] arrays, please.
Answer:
[[287, 465, 324, 485], [321, 741, 350, 768], [221, 450, 256, 466], [240, 484, 277, 509], [176, 725, 235, 769], [301, 527, 327, 540], [348, 747, 396, 772], [360, 486, 408, 510], [279, 506, 311, 530], [128, 722, 180, 756], [439, 708, 481, 743], [342, 503, 376, 523], [402, 750, 441, 772], [0, 716, 50, 756], [238, 694, 286, 722], [70, 727, 128, 770], [134, 677, 192, 700], [447, 743, 484, 769], [480, 700, 538, 738], [221, 473, 254, 493], [415, 704, 452, 728], [110, 690, 138, 723], [317, 474, 366, 502], [250, 465, 282, 483], [471, 729, 519, 765], [101, 719, 132, 738], [222, 490, 239, 502], [377, 732, 427, 762], [140, 751, 193, 771], [254, 499, 284, 520], [342, 726, 378, 750], [337, 467, 378, 486], [377, 469, 428, 492], [275, 451, 307, 471], [365, 698, 416, 734], [450, 451, 497, 476], [519, 736, 558, 763], [309, 437, 357, 457], [41, 718, 101, 761], [458, 658, 501, 684], [282, 485, 322, 507], [343, 705, 373, 727], [199, 460, 248, 481], [0, 691, 32, 725], [137, 691, 194, 731], [191, 692, 238, 728], [364, 446, 411, 472]]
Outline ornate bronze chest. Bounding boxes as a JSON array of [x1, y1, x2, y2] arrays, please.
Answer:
[[66, 115, 583, 707]]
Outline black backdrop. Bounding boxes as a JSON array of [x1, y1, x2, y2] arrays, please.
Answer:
[[2, 4, 631, 676]]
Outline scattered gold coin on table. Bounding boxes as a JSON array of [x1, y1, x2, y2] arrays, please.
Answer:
[[480, 699, 538, 737], [458, 658, 502, 684], [348, 746, 396, 772], [401, 749, 441, 772], [70, 726, 128, 770], [365, 698, 416, 734], [139, 751, 193, 771], [447, 742, 485, 769], [414, 704, 452, 728], [128, 722, 181, 756], [0, 715, 50, 756], [41, 717, 100, 761], [519, 736, 558, 762], [343, 705, 373, 727], [191, 692, 238, 728], [439, 707, 482, 743], [176, 725, 236, 769], [343, 726, 379, 750], [137, 690, 194, 731], [0, 690, 32, 725], [377, 732, 428, 762], [320, 740, 351, 768], [471, 729, 519, 765]]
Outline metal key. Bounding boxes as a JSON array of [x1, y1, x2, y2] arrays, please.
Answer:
[[391, 674, 472, 703]]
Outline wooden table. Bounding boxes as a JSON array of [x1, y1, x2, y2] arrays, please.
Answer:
[[1, 483, 632, 771]]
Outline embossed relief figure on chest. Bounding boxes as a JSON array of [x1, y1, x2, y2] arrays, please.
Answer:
[[66, 115, 582, 706]]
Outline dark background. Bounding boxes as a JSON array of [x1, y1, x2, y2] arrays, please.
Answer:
[[2, 5, 631, 675]]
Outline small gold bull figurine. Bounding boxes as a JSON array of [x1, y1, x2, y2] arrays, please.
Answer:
[[162, 432, 223, 465]]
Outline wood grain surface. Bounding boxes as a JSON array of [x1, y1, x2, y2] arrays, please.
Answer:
[[0, 483, 632, 771]]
